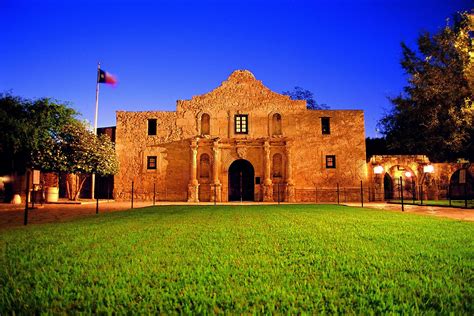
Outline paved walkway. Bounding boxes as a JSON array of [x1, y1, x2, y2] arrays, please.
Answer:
[[343, 202, 474, 221], [0, 201, 472, 229]]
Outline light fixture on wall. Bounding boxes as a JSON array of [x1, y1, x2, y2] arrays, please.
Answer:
[[0, 176, 10, 183], [374, 165, 384, 175], [423, 164, 434, 173], [405, 171, 412, 178], [420, 164, 434, 205]]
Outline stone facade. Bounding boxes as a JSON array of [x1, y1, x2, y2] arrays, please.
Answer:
[[368, 155, 474, 201], [115, 70, 368, 202]]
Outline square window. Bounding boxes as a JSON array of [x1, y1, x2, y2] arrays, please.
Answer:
[[235, 114, 248, 134], [148, 119, 157, 136], [147, 156, 157, 169], [321, 117, 330, 135], [326, 155, 336, 168]]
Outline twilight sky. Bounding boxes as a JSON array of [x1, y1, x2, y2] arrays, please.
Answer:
[[0, 0, 472, 137]]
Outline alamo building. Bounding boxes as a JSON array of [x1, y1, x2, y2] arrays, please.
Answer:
[[114, 70, 367, 202]]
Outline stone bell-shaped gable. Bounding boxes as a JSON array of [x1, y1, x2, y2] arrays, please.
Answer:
[[176, 70, 307, 112]]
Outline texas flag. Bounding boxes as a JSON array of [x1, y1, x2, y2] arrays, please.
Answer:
[[97, 69, 118, 85]]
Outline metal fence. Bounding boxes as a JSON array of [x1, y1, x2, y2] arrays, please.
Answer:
[[385, 182, 473, 209]]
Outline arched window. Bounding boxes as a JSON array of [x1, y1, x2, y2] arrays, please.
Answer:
[[272, 153, 283, 178], [199, 154, 210, 178], [272, 113, 282, 135], [201, 113, 210, 135]]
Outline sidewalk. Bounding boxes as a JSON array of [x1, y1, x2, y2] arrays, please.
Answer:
[[1, 201, 472, 229], [343, 202, 474, 221]]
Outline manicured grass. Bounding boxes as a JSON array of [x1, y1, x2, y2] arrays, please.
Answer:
[[1, 205, 473, 313]]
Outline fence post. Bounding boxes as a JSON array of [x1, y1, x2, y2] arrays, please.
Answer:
[[420, 183, 424, 205], [40, 179, 44, 206], [131, 181, 134, 209], [96, 196, 99, 214], [465, 182, 468, 208], [412, 182, 415, 204], [153, 183, 156, 206], [277, 183, 280, 205], [24, 171, 30, 226], [400, 176, 404, 212], [360, 180, 364, 208], [32, 185, 35, 209], [337, 183, 340, 205], [448, 183, 452, 207], [214, 184, 217, 206]]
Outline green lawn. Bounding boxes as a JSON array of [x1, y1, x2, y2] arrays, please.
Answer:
[[1, 205, 473, 314]]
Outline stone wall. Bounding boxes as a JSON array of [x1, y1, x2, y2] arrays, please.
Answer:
[[368, 155, 473, 201], [115, 70, 367, 202]]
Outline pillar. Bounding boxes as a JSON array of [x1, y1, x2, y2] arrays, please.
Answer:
[[187, 138, 199, 202], [374, 174, 383, 201], [212, 139, 221, 202], [263, 140, 273, 201], [285, 141, 296, 202]]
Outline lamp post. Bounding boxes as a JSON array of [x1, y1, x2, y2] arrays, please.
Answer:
[[420, 164, 434, 205]]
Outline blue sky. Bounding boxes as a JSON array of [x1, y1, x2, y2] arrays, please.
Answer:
[[0, 0, 472, 137]]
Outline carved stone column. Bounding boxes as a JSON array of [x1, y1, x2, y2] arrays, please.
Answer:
[[212, 139, 221, 202], [285, 141, 296, 202], [263, 140, 273, 202], [187, 138, 199, 202]]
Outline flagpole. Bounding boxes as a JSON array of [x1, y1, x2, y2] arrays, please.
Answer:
[[94, 62, 100, 135], [92, 62, 100, 200]]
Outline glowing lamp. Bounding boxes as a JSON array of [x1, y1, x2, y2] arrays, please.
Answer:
[[373, 165, 384, 174], [404, 171, 412, 178], [423, 164, 434, 173], [0, 176, 10, 182]]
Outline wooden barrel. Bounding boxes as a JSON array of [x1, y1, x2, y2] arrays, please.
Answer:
[[45, 187, 59, 202]]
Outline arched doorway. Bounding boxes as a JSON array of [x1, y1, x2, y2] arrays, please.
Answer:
[[228, 159, 254, 201], [450, 169, 473, 199], [384, 165, 417, 200], [384, 173, 393, 200]]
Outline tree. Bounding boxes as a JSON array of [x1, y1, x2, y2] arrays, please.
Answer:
[[365, 137, 391, 160], [0, 93, 119, 200], [33, 121, 119, 200], [379, 12, 474, 162], [0, 93, 77, 174], [282, 86, 329, 110]]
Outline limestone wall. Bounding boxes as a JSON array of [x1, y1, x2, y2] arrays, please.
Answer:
[[115, 111, 190, 201], [367, 155, 473, 201], [290, 109, 367, 189], [114, 70, 367, 202]]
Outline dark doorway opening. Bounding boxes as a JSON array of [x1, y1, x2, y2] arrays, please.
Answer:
[[228, 159, 254, 201], [450, 169, 474, 199], [384, 173, 393, 200]]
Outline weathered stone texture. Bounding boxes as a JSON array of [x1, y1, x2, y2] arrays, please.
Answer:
[[115, 70, 367, 202], [368, 155, 473, 201]]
